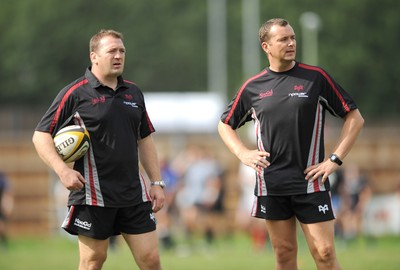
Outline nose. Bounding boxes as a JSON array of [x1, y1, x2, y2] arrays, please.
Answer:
[[115, 50, 125, 59]]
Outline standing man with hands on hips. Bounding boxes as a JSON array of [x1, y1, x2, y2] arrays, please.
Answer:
[[218, 18, 364, 270], [33, 29, 165, 270]]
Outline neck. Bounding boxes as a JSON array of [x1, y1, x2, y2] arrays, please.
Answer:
[[101, 77, 118, 90], [92, 71, 118, 90], [269, 60, 295, 72]]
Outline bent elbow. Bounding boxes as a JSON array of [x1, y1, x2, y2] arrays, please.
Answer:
[[357, 112, 365, 130]]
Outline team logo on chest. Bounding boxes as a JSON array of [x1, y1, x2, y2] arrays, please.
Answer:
[[123, 94, 138, 108], [288, 84, 308, 98], [91, 96, 106, 105], [123, 101, 138, 108], [294, 85, 304, 92], [259, 89, 274, 99]]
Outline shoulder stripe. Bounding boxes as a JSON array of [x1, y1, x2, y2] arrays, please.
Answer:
[[123, 79, 137, 85], [298, 63, 350, 112], [224, 70, 268, 124], [49, 79, 89, 133]]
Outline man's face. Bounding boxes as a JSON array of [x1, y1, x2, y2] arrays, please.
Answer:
[[262, 24, 296, 63], [91, 36, 125, 78]]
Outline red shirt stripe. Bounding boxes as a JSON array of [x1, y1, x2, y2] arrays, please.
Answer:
[[224, 70, 268, 124], [298, 64, 350, 112], [49, 79, 89, 133]]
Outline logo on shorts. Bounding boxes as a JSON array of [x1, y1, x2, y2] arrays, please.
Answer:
[[74, 218, 92, 230], [318, 204, 329, 214], [150, 213, 157, 224], [260, 205, 266, 214]]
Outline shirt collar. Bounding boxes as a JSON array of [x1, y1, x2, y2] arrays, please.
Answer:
[[85, 67, 128, 90]]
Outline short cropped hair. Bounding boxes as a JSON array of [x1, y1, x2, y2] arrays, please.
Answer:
[[258, 18, 289, 44], [89, 29, 123, 52]]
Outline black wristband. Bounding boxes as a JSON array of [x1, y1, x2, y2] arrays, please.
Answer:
[[329, 154, 343, 166]]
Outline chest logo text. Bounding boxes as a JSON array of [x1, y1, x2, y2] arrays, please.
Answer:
[[289, 84, 308, 98], [259, 89, 274, 99]]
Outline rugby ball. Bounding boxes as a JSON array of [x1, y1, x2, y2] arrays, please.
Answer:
[[54, 125, 90, 163]]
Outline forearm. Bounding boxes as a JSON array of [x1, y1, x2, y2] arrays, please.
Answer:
[[331, 109, 364, 160], [217, 121, 249, 159], [32, 131, 70, 176], [138, 135, 162, 181]]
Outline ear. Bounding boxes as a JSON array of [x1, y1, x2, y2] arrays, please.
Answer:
[[261, 42, 269, 54], [90, 51, 97, 65]]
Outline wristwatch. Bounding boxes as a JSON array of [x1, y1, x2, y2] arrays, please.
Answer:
[[150, 180, 166, 189], [329, 154, 343, 166]]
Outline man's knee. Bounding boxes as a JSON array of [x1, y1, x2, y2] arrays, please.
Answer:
[[79, 250, 107, 270], [273, 242, 297, 265], [313, 244, 338, 266], [136, 249, 161, 269]]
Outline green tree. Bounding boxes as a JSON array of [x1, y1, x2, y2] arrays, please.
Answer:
[[0, 0, 398, 121]]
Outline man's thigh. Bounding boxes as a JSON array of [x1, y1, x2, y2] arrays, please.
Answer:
[[265, 216, 297, 247], [123, 230, 159, 251], [78, 234, 109, 260], [122, 230, 160, 265], [300, 219, 336, 250]]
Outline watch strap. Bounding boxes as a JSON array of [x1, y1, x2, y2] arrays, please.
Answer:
[[329, 154, 343, 166]]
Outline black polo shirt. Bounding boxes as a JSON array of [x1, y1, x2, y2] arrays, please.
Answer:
[[221, 62, 358, 196], [36, 68, 155, 207]]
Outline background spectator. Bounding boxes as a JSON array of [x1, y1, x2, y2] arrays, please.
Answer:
[[0, 172, 14, 249], [235, 163, 268, 252], [175, 144, 225, 247], [340, 164, 371, 240]]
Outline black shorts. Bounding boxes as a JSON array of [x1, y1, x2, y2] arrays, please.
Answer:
[[252, 191, 335, 224], [62, 202, 157, 240]]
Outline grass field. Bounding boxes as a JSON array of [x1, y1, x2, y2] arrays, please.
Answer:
[[1, 233, 400, 269]]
